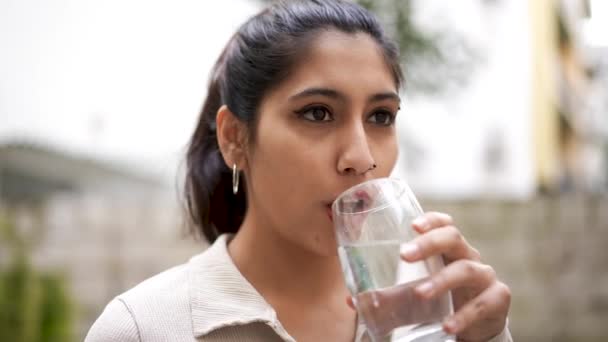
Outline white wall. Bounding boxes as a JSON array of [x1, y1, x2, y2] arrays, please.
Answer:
[[0, 0, 261, 180], [394, 0, 536, 199]]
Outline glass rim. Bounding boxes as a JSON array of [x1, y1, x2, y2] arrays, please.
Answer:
[[331, 177, 409, 215]]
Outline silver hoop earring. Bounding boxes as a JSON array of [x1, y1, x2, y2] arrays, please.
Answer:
[[232, 164, 240, 195]]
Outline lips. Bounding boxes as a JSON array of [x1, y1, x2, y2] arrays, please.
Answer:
[[353, 190, 372, 211], [325, 188, 371, 221], [336, 189, 372, 213], [354, 190, 371, 202]]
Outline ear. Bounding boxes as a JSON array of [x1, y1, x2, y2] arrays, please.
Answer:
[[216, 105, 248, 169]]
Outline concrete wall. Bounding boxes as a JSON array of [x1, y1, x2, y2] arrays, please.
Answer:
[[4, 193, 203, 340], [421, 195, 608, 341], [4, 194, 608, 341]]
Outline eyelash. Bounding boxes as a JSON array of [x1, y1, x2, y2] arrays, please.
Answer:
[[294, 105, 397, 126], [295, 106, 334, 122], [368, 110, 396, 126]]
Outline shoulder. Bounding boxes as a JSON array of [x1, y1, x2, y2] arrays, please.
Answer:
[[85, 262, 195, 341], [119, 262, 191, 313], [85, 297, 141, 341]]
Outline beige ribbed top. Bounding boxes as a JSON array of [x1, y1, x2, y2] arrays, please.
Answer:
[[85, 234, 512, 341]]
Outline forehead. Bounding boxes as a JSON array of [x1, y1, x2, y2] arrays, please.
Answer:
[[270, 30, 397, 99]]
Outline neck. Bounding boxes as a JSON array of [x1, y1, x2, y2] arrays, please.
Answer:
[[228, 213, 348, 306]]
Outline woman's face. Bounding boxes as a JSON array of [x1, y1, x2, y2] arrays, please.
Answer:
[[244, 30, 400, 256]]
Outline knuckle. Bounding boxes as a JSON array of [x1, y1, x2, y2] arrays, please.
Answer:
[[482, 264, 497, 281], [425, 211, 442, 219], [422, 212, 439, 228], [442, 213, 454, 225], [445, 225, 463, 242], [422, 232, 440, 250], [470, 247, 482, 261], [473, 297, 488, 317], [496, 282, 512, 303], [433, 272, 447, 288], [462, 260, 477, 275], [425, 211, 453, 226]]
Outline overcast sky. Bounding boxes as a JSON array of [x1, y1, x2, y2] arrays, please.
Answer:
[[0, 0, 261, 178], [2, 0, 605, 194]]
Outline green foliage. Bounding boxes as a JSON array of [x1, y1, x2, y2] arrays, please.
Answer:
[[257, 0, 478, 95], [38, 274, 73, 342], [355, 0, 375, 11], [355, 0, 477, 95], [0, 215, 74, 342], [0, 256, 41, 342]]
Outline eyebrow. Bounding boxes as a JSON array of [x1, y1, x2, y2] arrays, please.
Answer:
[[288, 87, 400, 103]]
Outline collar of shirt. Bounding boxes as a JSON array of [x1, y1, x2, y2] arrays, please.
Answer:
[[187, 234, 294, 340], [187, 234, 368, 341]]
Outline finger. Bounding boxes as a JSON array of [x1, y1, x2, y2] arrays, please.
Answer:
[[412, 212, 454, 233], [414, 260, 496, 300], [443, 282, 511, 335], [401, 225, 480, 262]]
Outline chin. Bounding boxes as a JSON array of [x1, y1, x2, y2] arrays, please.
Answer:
[[308, 231, 339, 257]]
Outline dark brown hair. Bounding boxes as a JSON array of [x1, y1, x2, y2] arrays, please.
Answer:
[[184, 0, 403, 243]]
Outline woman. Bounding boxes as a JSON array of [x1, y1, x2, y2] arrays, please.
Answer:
[[86, 0, 512, 341]]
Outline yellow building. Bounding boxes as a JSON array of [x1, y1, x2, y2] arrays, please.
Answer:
[[530, 0, 606, 193]]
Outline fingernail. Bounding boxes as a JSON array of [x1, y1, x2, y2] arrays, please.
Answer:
[[412, 217, 428, 230], [400, 243, 420, 260], [415, 281, 433, 296], [443, 318, 459, 333]]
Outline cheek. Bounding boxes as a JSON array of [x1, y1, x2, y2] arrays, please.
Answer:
[[374, 134, 399, 176], [252, 129, 319, 191], [246, 121, 338, 254], [247, 121, 325, 219]]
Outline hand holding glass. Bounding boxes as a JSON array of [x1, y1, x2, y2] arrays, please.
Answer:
[[332, 178, 454, 342]]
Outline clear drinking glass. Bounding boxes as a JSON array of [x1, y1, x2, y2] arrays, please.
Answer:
[[332, 178, 455, 342]]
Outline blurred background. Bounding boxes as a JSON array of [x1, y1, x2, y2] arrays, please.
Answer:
[[0, 0, 606, 341]]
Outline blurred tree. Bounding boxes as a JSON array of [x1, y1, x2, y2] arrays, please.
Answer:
[[38, 274, 73, 342], [352, 0, 479, 94], [257, 0, 478, 95], [0, 215, 73, 342]]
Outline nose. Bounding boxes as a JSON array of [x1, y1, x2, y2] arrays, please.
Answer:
[[336, 122, 376, 176]]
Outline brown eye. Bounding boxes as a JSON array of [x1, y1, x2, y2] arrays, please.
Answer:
[[299, 106, 333, 122], [367, 110, 395, 126]]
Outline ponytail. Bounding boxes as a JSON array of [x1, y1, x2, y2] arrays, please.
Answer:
[[184, 47, 247, 243]]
